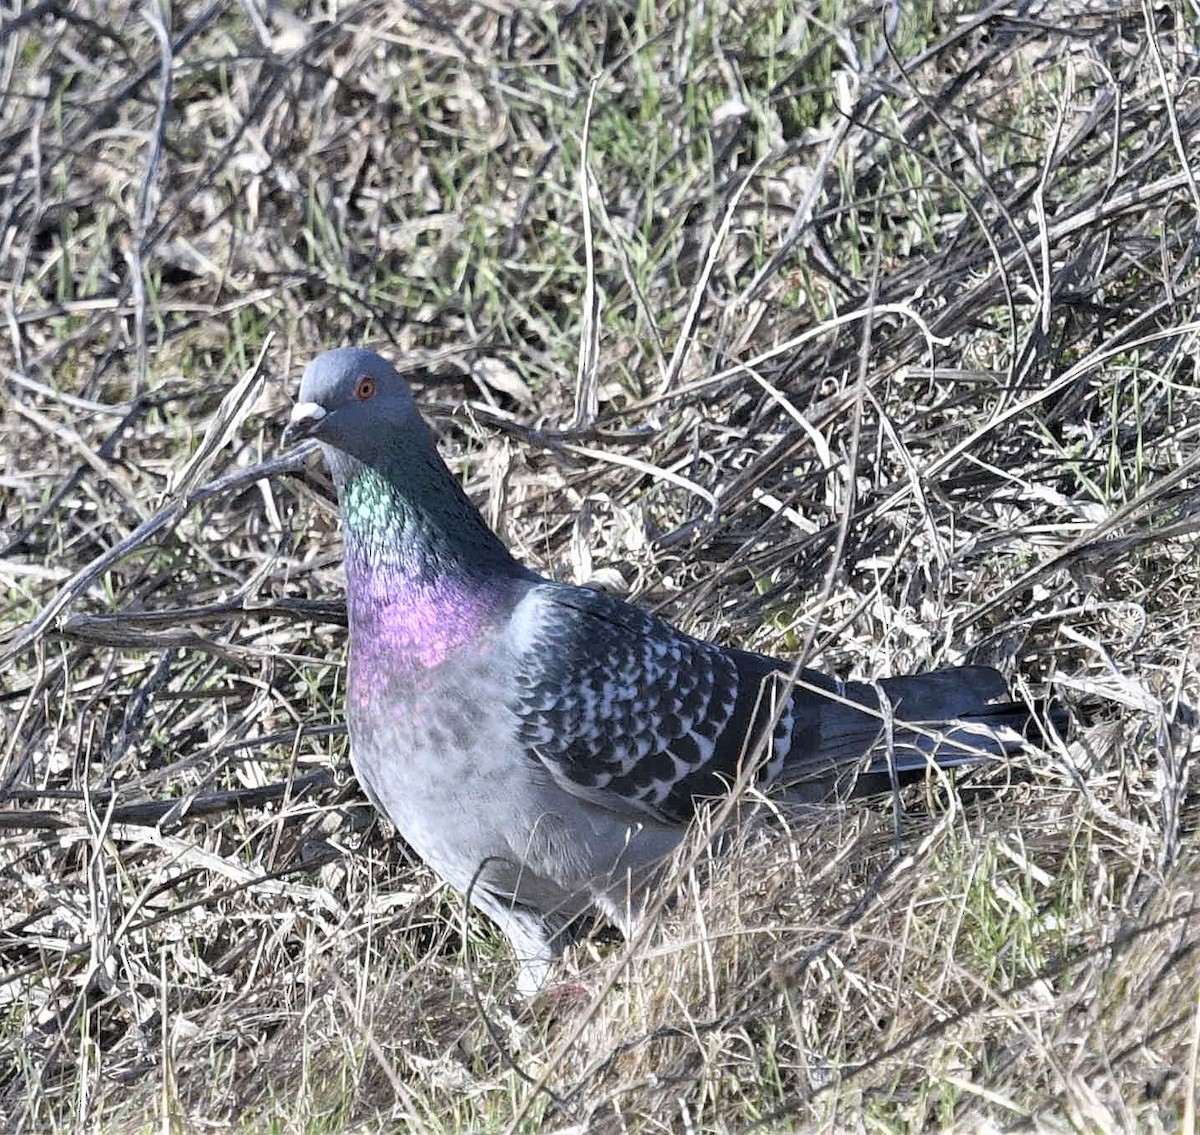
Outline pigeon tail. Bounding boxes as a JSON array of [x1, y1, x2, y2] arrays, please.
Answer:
[[767, 665, 1052, 804]]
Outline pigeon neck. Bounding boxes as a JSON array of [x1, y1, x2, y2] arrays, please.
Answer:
[[331, 447, 523, 600]]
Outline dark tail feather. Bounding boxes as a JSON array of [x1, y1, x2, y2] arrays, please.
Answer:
[[778, 665, 1066, 803]]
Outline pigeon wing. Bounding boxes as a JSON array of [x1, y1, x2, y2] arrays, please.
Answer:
[[508, 583, 801, 824]]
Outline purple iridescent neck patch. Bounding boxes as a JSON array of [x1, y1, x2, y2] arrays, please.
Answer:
[[347, 568, 501, 674]]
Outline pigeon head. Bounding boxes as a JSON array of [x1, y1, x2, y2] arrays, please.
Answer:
[[287, 346, 527, 598], [286, 347, 424, 467]]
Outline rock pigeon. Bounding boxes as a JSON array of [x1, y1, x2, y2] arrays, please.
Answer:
[[286, 347, 1044, 995]]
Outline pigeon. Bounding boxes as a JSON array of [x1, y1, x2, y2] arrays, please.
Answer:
[[285, 346, 1046, 995]]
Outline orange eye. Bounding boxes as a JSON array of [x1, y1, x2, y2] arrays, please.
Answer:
[[355, 375, 376, 401]]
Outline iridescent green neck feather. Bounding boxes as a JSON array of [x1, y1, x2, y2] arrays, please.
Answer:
[[329, 445, 526, 594]]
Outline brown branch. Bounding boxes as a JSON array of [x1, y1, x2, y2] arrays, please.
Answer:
[[0, 768, 337, 832]]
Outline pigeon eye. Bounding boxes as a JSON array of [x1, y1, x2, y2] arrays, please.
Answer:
[[355, 376, 376, 401]]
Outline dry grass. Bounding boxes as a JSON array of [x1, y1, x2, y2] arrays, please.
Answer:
[[2, 0, 1199, 1131]]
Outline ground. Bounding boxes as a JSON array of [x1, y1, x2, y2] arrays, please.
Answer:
[[1, 1, 1199, 1132]]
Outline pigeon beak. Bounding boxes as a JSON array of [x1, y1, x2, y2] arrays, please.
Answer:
[[283, 401, 327, 446]]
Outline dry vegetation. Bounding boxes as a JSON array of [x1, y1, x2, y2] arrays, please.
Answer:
[[2, 0, 1199, 1131]]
